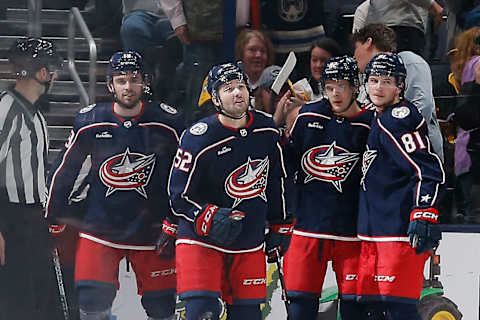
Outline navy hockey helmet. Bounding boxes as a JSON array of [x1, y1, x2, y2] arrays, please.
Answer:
[[106, 51, 147, 84], [364, 53, 407, 87], [7, 37, 63, 77], [321, 55, 360, 89], [206, 62, 249, 101]]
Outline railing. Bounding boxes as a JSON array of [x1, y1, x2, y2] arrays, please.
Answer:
[[27, 0, 42, 37], [67, 7, 97, 106]]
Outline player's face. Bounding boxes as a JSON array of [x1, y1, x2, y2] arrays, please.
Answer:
[[367, 75, 401, 109], [324, 79, 355, 114], [354, 40, 373, 72], [111, 71, 144, 109], [310, 47, 332, 81], [217, 79, 249, 117], [242, 37, 268, 79]]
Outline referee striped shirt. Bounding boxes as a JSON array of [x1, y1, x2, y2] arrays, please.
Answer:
[[0, 89, 49, 205]]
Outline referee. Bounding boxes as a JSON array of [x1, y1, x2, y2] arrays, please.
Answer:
[[0, 37, 63, 320]]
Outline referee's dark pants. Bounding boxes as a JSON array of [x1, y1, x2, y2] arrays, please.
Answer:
[[0, 202, 61, 320]]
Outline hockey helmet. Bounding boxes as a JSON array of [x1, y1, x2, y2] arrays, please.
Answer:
[[106, 51, 146, 83], [206, 62, 249, 101], [321, 55, 360, 89], [7, 37, 63, 77], [364, 53, 407, 87]]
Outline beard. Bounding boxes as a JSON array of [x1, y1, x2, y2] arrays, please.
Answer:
[[115, 92, 141, 109]]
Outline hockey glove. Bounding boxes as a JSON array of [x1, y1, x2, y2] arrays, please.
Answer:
[[194, 204, 246, 246], [155, 218, 178, 259], [408, 208, 442, 254], [265, 219, 294, 263]]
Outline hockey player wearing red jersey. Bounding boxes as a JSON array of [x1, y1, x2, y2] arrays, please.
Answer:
[[46, 51, 184, 320], [357, 53, 445, 319], [168, 63, 292, 320], [282, 56, 374, 320]]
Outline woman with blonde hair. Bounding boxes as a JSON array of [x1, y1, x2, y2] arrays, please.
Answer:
[[235, 29, 275, 89]]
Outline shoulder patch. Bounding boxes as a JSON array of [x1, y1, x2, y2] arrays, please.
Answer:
[[391, 106, 410, 119], [79, 104, 96, 114], [160, 103, 178, 114], [190, 122, 208, 135]]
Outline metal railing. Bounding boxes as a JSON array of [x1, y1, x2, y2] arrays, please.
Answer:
[[27, 0, 42, 37], [68, 7, 97, 106]]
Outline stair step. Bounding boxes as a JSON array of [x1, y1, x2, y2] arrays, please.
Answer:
[[1, 0, 27, 8], [0, 20, 72, 37], [0, 59, 107, 81], [5, 8, 93, 24], [0, 78, 110, 99], [45, 102, 81, 125], [0, 36, 121, 60]]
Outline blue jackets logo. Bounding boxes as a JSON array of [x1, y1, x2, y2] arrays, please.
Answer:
[[361, 146, 377, 191], [301, 141, 359, 193], [99, 147, 156, 198], [225, 156, 269, 207]]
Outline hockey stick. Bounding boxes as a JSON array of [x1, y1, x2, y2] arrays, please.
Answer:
[[275, 250, 290, 319], [52, 248, 70, 320]]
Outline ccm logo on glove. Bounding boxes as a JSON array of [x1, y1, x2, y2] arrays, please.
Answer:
[[410, 208, 439, 224]]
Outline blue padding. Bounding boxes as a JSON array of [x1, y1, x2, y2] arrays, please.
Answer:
[[179, 290, 220, 300], [141, 291, 176, 318], [77, 284, 117, 312]]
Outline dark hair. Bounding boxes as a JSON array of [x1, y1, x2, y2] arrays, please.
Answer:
[[310, 37, 343, 57], [352, 23, 397, 53]]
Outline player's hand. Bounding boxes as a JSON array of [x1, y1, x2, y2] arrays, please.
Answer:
[[175, 24, 191, 44], [265, 220, 294, 263], [408, 208, 441, 254], [0, 231, 5, 266], [155, 218, 178, 259], [194, 204, 246, 246], [429, 1, 443, 28]]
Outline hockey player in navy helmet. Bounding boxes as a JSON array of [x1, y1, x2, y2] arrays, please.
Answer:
[[46, 51, 184, 320], [282, 56, 374, 320], [357, 53, 445, 319], [168, 62, 292, 320]]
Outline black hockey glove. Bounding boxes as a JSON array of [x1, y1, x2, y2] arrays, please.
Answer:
[[265, 219, 294, 263], [408, 208, 442, 254], [194, 204, 246, 246], [155, 218, 178, 259]]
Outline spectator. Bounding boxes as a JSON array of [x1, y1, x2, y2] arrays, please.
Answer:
[[352, 23, 445, 161], [235, 29, 275, 90], [365, 0, 444, 57], [120, 0, 180, 101], [352, 0, 370, 33], [0, 37, 63, 320], [159, 0, 227, 125], [307, 37, 344, 101], [451, 26, 480, 223]]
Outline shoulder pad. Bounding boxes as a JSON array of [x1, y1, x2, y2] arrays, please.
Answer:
[[390, 106, 411, 119], [189, 122, 209, 136]]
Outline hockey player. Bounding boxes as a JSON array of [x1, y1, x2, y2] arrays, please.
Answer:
[[357, 53, 445, 319], [283, 56, 374, 320], [45, 51, 184, 320], [168, 62, 292, 320], [0, 37, 63, 320]]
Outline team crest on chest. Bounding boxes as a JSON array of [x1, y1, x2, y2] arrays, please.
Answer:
[[360, 146, 377, 191], [225, 156, 269, 207], [99, 147, 156, 198], [301, 141, 359, 193]]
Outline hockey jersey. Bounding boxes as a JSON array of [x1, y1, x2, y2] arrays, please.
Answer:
[[168, 110, 287, 253], [45, 102, 184, 248], [358, 100, 445, 241], [288, 99, 374, 239]]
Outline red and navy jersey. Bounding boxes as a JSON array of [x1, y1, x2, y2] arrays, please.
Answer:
[[168, 110, 287, 253], [358, 100, 445, 241], [288, 99, 374, 240], [45, 102, 184, 248]]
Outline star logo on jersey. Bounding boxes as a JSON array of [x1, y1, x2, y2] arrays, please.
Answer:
[[99, 148, 156, 199], [361, 146, 377, 191], [421, 194, 432, 203], [301, 142, 359, 193], [225, 156, 269, 207]]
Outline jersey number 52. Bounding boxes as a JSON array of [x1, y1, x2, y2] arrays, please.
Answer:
[[173, 149, 192, 172]]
